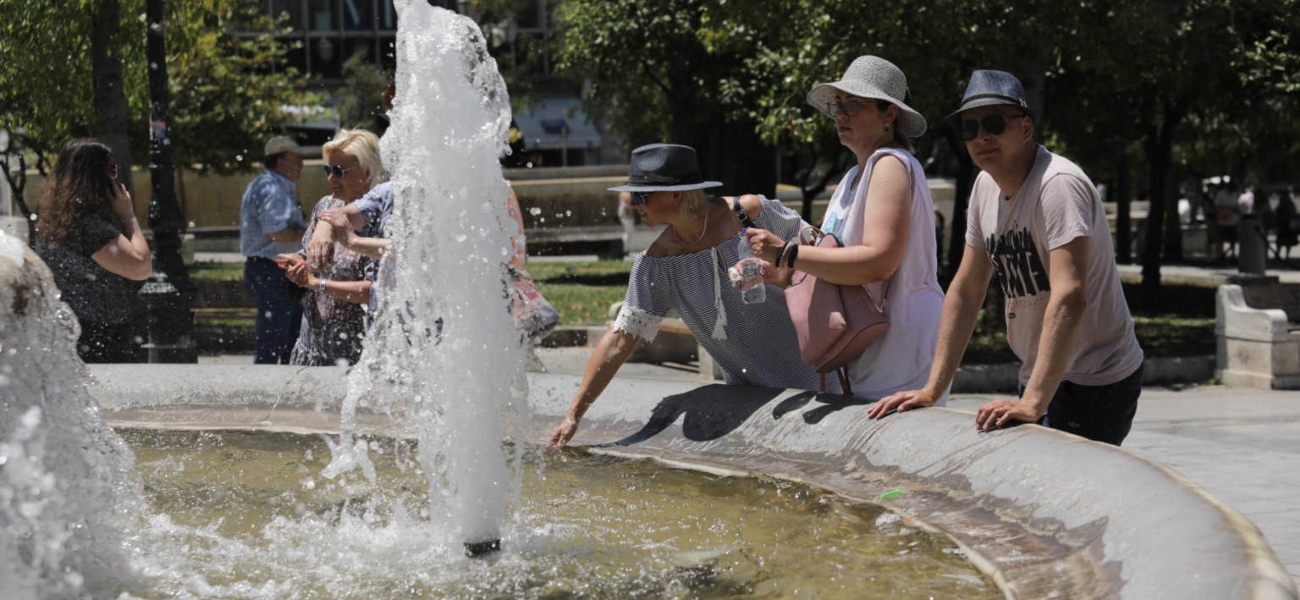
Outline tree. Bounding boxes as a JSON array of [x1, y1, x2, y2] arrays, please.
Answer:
[[554, 0, 775, 196], [0, 0, 314, 236], [338, 50, 393, 135], [711, 0, 1050, 270], [1040, 0, 1299, 306]]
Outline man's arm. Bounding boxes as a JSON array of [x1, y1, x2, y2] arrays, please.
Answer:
[[264, 227, 305, 243], [976, 236, 1089, 430], [869, 243, 992, 418]]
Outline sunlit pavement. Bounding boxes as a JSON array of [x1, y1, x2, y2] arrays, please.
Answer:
[[198, 351, 1300, 584]]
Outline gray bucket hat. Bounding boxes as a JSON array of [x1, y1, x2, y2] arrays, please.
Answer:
[[945, 70, 1040, 127], [608, 144, 724, 193], [806, 55, 927, 139]]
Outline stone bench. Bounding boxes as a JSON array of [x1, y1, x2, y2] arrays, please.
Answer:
[[1216, 282, 1300, 389]]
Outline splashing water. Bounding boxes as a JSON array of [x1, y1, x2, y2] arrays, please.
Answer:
[[321, 1, 527, 552], [0, 235, 140, 598]]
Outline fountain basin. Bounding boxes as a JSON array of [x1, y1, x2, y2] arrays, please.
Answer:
[[89, 364, 1298, 600]]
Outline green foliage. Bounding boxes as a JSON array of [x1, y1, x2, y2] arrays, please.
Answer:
[[0, 0, 111, 156], [338, 50, 392, 135], [0, 0, 316, 178], [163, 0, 319, 174]]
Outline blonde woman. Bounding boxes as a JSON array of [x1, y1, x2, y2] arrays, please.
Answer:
[[278, 128, 388, 366]]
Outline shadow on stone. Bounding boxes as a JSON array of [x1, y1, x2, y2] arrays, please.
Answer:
[[611, 384, 784, 445]]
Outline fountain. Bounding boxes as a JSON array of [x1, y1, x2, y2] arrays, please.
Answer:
[[0, 235, 138, 598], [318, 0, 524, 557], [2, 1, 1297, 597]]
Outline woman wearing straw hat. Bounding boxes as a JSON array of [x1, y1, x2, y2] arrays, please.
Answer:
[[743, 55, 946, 402], [549, 143, 838, 447]]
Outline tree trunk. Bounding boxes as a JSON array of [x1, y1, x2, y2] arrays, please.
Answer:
[[1162, 162, 1183, 261], [945, 129, 974, 278], [91, 0, 134, 195], [1116, 147, 1132, 264], [1144, 129, 1175, 306], [1140, 104, 1182, 308]]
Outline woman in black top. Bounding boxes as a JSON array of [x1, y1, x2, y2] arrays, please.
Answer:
[[35, 139, 153, 362]]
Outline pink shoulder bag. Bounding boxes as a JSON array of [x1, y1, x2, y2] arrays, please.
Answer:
[[783, 227, 890, 394]]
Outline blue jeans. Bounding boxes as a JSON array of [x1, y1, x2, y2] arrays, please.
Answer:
[[244, 258, 303, 364]]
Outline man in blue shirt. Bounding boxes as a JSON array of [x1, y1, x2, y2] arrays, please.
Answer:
[[240, 136, 308, 363]]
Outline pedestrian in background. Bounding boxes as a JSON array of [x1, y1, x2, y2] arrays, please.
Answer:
[[239, 135, 308, 364], [35, 139, 151, 363], [1275, 189, 1298, 260]]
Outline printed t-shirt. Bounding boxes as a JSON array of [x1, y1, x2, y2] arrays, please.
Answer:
[[965, 145, 1143, 386]]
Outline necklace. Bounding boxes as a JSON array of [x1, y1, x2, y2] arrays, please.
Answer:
[[670, 207, 711, 247]]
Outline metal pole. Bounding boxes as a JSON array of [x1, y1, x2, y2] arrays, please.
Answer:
[[142, 0, 197, 363]]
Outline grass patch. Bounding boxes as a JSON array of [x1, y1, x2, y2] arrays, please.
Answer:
[[189, 261, 245, 282], [528, 260, 632, 325], [1133, 314, 1215, 357], [958, 313, 1214, 364], [199, 318, 255, 328]]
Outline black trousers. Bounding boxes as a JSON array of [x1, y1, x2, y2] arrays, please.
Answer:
[[1026, 364, 1144, 446]]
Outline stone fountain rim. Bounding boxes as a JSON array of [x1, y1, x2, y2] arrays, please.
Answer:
[[87, 364, 1297, 600]]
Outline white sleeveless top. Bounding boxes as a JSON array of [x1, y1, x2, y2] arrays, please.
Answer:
[[820, 148, 947, 402]]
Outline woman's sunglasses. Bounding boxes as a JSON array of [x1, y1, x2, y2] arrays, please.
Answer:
[[960, 113, 1028, 141], [631, 191, 652, 206], [322, 164, 353, 179]]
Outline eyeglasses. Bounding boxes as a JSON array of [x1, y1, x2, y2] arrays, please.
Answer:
[[826, 100, 875, 118], [632, 191, 652, 206], [960, 113, 1028, 141], [322, 164, 354, 179]]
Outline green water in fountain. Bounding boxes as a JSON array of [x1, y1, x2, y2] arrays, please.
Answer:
[[120, 429, 1000, 599]]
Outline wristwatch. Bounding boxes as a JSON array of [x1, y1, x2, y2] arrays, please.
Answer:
[[735, 203, 756, 228], [318, 279, 327, 295]]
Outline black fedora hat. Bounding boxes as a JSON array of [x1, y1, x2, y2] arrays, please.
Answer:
[[608, 143, 724, 193]]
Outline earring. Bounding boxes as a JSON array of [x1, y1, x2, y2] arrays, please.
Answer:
[[884, 123, 892, 133]]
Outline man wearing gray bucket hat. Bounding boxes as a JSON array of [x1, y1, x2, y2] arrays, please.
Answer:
[[551, 143, 838, 446], [874, 70, 1144, 446]]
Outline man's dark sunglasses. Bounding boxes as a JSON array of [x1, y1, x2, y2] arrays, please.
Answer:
[[960, 113, 1028, 141], [632, 191, 652, 206], [322, 164, 353, 179]]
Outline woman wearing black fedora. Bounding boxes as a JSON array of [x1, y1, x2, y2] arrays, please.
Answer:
[[549, 143, 838, 447], [744, 55, 946, 403]]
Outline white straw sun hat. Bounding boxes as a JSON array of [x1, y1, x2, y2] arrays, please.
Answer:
[[806, 55, 927, 138]]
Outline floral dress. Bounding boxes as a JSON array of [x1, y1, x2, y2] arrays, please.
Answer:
[[289, 196, 380, 366]]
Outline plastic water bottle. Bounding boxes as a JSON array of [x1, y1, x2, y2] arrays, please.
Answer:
[[734, 232, 766, 304]]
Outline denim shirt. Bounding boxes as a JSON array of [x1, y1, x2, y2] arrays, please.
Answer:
[[240, 169, 307, 259]]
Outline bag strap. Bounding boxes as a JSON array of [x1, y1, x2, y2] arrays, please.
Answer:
[[796, 226, 891, 311], [818, 367, 854, 395]]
